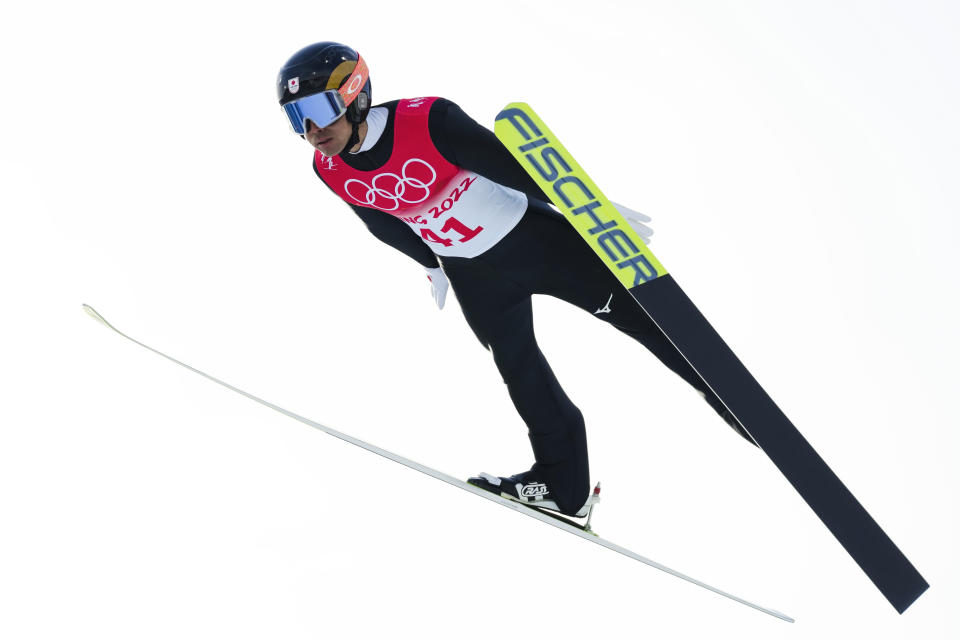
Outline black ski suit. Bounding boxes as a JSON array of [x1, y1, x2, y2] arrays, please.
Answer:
[[314, 98, 737, 515]]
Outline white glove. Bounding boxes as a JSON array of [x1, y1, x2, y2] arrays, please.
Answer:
[[610, 201, 653, 245], [425, 266, 448, 310]]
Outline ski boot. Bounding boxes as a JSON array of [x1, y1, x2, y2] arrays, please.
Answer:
[[468, 470, 602, 533]]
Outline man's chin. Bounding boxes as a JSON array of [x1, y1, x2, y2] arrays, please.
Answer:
[[315, 141, 343, 155]]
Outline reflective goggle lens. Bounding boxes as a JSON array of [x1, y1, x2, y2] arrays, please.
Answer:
[[282, 90, 347, 134]]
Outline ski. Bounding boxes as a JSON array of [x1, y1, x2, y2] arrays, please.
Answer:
[[82, 303, 793, 622], [494, 103, 928, 613]]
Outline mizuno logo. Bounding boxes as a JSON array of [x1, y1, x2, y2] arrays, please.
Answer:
[[594, 293, 613, 314]]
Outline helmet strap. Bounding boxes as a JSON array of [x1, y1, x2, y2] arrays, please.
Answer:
[[346, 120, 361, 153]]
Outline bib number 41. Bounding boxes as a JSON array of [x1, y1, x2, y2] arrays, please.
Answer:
[[418, 175, 483, 246], [420, 218, 484, 246]]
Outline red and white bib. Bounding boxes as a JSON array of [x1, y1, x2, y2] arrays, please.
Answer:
[[315, 97, 526, 258]]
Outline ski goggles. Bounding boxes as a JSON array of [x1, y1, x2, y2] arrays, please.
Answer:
[[282, 90, 347, 134], [281, 54, 369, 134]]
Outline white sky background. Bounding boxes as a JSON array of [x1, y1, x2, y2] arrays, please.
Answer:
[[1, 0, 958, 637]]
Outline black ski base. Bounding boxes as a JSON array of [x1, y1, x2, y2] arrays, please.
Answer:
[[629, 275, 928, 613]]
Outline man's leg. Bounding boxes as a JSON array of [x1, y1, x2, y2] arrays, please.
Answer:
[[442, 259, 592, 514], [522, 211, 756, 444]]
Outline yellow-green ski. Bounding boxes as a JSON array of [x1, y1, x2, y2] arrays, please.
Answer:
[[494, 102, 927, 614], [494, 103, 665, 290]]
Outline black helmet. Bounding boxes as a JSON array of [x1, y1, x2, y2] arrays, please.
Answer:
[[277, 41, 372, 126]]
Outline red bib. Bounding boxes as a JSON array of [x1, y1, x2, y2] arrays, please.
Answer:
[[315, 97, 527, 258]]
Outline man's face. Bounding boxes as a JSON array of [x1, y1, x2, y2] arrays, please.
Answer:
[[304, 113, 351, 156]]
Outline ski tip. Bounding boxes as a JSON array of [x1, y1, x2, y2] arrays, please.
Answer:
[[770, 610, 795, 623], [82, 304, 109, 327], [496, 101, 531, 118]]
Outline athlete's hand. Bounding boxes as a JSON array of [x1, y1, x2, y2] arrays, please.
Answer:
[[611, 201, 653, 245], [425, 266, 448, 310]]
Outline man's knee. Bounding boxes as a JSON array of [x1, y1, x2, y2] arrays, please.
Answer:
[[488, 333, 539, 381]]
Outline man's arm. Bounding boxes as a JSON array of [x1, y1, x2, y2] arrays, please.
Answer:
[[429, 99, 553, 205], [312, 160, 440, 268], [350, 204, 440, 268]]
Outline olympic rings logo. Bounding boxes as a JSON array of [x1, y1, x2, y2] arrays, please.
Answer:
[[344, 158, 438, 211]]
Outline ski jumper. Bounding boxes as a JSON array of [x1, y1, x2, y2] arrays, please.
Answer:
[[313, 97, 734, 515]]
